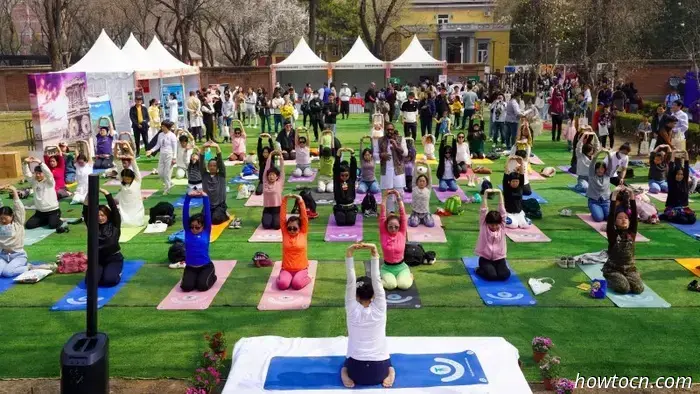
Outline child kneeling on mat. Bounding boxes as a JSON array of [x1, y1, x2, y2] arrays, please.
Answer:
[[409, 160, 434, 227], [342, 243, 395, 389], [502, 157, 531, 229], [292, 131, 313, 177], [0, 186, 29, 278], [648, 144, 670, 194], [318, 131, 336, 193], [437, 136, 459, 192], [661, 150, 697, 224], [82, 188, 124, 287], [603, 187, 643, 294], [261, 150, 284, 230], [358, 147, 380, 194], [181, 191, 217, 292], [333, 148, 358, 226], [279, 195, 312, 290], [379, 190, 412, 290], [475, 189, 510, 281]]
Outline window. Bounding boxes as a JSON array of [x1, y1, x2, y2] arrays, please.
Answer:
[[477, 41, 489, 64], [419, 39, 433, 56], [437, 14, 449, 25]]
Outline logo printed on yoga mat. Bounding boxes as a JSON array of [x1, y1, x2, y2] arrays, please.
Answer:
[[430, 357, 465, 383], [485, 291, 533, 305], [268, 295, 299, 304], [66, 296, 104, 305], [386, 293, 413, 304], [613, 294, 654, 303], [170, 294, 210, 305], [329, 233, 358, 240]]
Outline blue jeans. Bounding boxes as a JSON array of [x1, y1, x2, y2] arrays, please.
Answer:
[[505, 122, 519, 149], [588, 197, 610, 222], [273, 114, 283, 134], [573, 176, 589, 193], [259, 114, 271, 133], [648, 180, 668, 194], [439, 178, 458, 191], [325, 123, 336, 136], [0, 250, 28, 277], [491, 122, 505, 143], [358, 180, 380, 194]]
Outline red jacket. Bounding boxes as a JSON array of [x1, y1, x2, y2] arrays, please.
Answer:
[[549, 96, 564, 115]]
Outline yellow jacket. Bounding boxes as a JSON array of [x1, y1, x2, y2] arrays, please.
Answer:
[[148, 106, 161, 128], [451, 101, 463, 114]]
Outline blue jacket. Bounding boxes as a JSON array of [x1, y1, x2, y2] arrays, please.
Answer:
[[183, 194, 211, 267]]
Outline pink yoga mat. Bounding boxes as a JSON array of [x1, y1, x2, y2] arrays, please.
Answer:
[[577, 214, 650, 242], [630, 184, 693, 203], [156, 261, 237, 310], [458, 168, 475, 180], [289, 169, 317, 183], [324, 214, 363, 242], [558, 166, 577, 178], [505, 225, 551, 243], [529, 170, 546, 181], [432, 185, 469, 202], [354, 191, 382, 205], [245, 193, 264, 207], [141, 189, 157, 199], [407, 214, 447, 243], [257, 260, 318, 311], [248, 225, 282, 242], [530, 155, 545, 165]]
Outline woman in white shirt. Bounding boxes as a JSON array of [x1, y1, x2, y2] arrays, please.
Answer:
[[342, 243, 395, 389], [114, 142, 146, 227], [147, 120, 178, 195], [167, 93, 179, 125], [70, 151, 93, 205]]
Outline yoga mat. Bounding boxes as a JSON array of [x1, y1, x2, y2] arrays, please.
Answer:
[[50, 261, 145, 311], [416, 153, 437, 165], [432, 185, 469, 203], [171, 178, 189, 186], [24, 227, 55, 246], [353, 191, 381, 205], [224, 160, 242, 167], [264, 350, 488, 390], [668, 220, 700, 240], [324, 214, 363, 242], [528, 170, 546, 181], [119, 225, 146, 243], [141, 189, 157, 199], [156, 260, 237, 310], [0, 277, 14, 294], [257, 260, 318, 311], [364, 261, 422, 309], [505, 225, 551, 243], [461, 257, 536, 306], [576, 214, 650, 242], [92, 168, 106, 175], [458, 168, 475, 180], [244, 193, 264, 207], [629, 183, 694, 203], [310, 191, 334, 205], [497, 185, 548, 204], [248, 225, 282, 243], [472, 158, 494, 165], [229, 175, 256, 184], [558, 165, 578, 178], [676, 258, 700, 277], [174, 195, 203, 208], [530, 155, 545, 165], [210, 217, 232, 243], [407, 215, 447, 243], [567, 184, 588, 197], [579, 263, 671, 308], [289, 169, 317, 183]]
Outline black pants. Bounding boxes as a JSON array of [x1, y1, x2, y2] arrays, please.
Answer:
[[262, 206, 281, 229], [25, 208, 61, 229], [94, 252, 124, 288], [600, 130, 615, 149], [454, 113, 461, 129], [404, 175, 413, 193], [333, 204, 358, 226], [132, 125, 148, 156], [458, 162, 469, 174], [211, 204, 228, 225], [461, 109, 475, 129], [551, 114, 563, 141], [255, 181, 263, 195], [181, 262, 217, 292], [282, 150, 296, 160], [191, 126, 203, 142], [341, 101, 350, 119], [476, 257, 511, 281], [404, 122, 417, 140], [94, 156, 113, 169], [204, 118, 215, 141], [523, 183, 532, 196], [310, 117, 323, 140], [420, 117, 433, 136], [345, 357, 391, 386]]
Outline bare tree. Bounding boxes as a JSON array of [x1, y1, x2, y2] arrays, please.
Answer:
[[358, 0, 410, 58], [307, 0, 317, 51], [677, 0, 700, 79], [151, 0, 213, 62], [29, 0, 84, 70], [0, 0, 22, 55]]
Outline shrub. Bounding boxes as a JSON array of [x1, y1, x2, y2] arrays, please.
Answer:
[[539, 354, 562, 380], [614, 112, 646, 135]]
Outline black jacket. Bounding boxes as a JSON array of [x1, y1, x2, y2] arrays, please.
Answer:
[[333, 155, 357, 205], [276, 129, 296, 153], [129, 104, 150, 130], [502, 173, 525, 214], [434, 94, 449, 117], [309, 98, 324, 120], [324, 101, 339, 124], [436, 138, 459, 180], [82, 193, 121, 262]]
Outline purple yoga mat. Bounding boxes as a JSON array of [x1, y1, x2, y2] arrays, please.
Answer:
[[289, 169, 317, 183], [324, 214, 363, 242], [354, 191, 382, 205], [432, 185, 469, 202], [558, 166, 577, 178]]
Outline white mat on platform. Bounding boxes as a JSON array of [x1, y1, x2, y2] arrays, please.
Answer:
[[223, 336, 530, 394]]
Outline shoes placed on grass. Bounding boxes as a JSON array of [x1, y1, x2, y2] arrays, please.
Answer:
[[556, 257, 575, 269], [169, 262, 186, 269], [559, 208, 573, 217], [688, 280, 700, 292], [29, 263, 57, 272], [307, 210, 319, 219], [229, 218, 242, 229]]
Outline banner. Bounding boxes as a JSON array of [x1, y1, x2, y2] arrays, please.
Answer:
[[88, 94, 114, 135], [162, 84, 185, 127]]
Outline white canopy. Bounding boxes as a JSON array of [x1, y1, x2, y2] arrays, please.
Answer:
[[333, 37, 385, 69], [390, 35, 446, 69], [145, 36, 199, 77], [121, 33, 161, 79], [273, 37, 329, 70], [63, 30, 134, 74]]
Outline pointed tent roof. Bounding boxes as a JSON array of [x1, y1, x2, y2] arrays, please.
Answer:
[[146, 36, 199, 77], [390, 35, 446, 69], [63, 30, 134, 73], [121, 33, 161, 79], [273, 37, 328, 70], [333, 37, 385, 69]]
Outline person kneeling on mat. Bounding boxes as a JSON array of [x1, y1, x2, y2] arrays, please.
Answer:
[[603, 187, 643, 294], [661, 150, 697, 224], [23, 157, 62, 230], [502, 157, 531, 229], [262, 150, 285, 230], [82, 188, 124, 287], [0, 185, 30, 278], [200, 141, 230, 225], [256, 134, 274, 195], [292, 131, 313, 177], [409, 160, 434, 227], [437, 136, 459, 192], [342, 243, 395, 389], [333, 148, 358, 226], [475, 189, 510, 281], [181, 191, 217, 292], [278, 195, 312, 291], [378, 190, 412, 290]]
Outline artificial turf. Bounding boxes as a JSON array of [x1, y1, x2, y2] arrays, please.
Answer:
[[0, 114, 698, 382]]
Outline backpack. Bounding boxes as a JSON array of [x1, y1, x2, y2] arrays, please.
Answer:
[[242, 163, 256, 176], [168, 241, 186, 264], [444, 195, 463, 215], [149, 202, 176, 226], [404, 242, 436, 266], [237, 184, 251, 200], [361, 193, 377, 216], [252, 251, 273, 267], [57, 252, 88, 274], [293, 188, 317, 214], [522, 199, 542, 219]]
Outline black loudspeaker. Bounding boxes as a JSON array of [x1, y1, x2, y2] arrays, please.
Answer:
[[60, 333, 109, 393]]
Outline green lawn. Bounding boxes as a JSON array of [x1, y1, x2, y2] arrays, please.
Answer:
[[0, 114, 698, 382]]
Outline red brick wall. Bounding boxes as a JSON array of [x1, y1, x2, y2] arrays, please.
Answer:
[[624, 63, 691, 101], [199, 67, 272, 93], [0, 67, 50, 111]]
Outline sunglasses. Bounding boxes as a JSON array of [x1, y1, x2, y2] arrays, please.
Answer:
[[287, 226, 299, 232], [387, 224, 399, 230]]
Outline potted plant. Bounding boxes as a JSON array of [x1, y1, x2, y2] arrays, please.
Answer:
[[205, 332, 227, 359], [532, 336, 553, 362], [539, 355, 561, 390], [555, 378, 575, 394]]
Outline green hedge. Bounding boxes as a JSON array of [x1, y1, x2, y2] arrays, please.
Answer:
[[641, 100, 664, 116]]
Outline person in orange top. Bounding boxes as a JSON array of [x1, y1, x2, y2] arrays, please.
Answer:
[[278, 194, 311, 290]]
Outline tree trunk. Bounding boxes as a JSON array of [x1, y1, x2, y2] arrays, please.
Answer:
[[180, 19, 192, 63], [45, 0, 63, 70], [308, 0, 317, 51]]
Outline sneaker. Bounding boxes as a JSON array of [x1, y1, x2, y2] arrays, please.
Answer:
[[168, 262, 186, 269], [567, 257, 576, 268], [233, 218, 242, 229], [307, 210, 319, 219], [559, 209, 573, 217], [151, 168, 159, 175]]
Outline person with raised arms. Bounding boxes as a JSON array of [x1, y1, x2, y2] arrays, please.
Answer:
[[603, 187, 642, 294], [82, 188, 123, 287], [180, 190, 217, 292], [278, 194, 312, 290], [199, 140, 229, 225], [23, 156, 62, 229], [341, 242, 395, 389], [0, 185, 29, 278], [378, 190, 411, 290], [587, 148, 615, 222], [475, 188, 509, 281], [113, 142, 146, 227], [261, 150, 284, 230], [333, 148, 358, 226]]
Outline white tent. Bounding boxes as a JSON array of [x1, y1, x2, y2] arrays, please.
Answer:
[[272, 37, 329, 90], [145, 36, 199, 77], [389, 35, 446, 86], [121, 33, 161, 80], [64, 30, 134, 74], [332, 37, 386, 90]]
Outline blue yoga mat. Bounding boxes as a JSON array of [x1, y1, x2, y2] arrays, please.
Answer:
[[50, 260, 144, 311], [264, 350, 488, 390], [24, 227, 56, 246], [579, 263, 670, 308], [461, 257, 536, 306], [497, 185, 547, 204], [92, 168, 106, 175], [0, 277, 14, 294], [668, 220, 700, 241], [229, 176, 255, 184], [173, 195, 203, 208], [567, 184, 588, 197]]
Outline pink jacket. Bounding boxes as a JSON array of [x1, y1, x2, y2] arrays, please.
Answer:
[[262, 154, 284, 208], [379, 201, 407, 264], [232, 135, 246, 155], [44, 154, 66, 191], [474, 204, 507, 261]]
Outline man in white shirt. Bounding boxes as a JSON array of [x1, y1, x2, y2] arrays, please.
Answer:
[[604, 142, 631, 186], [147, 120, 178, 194], [339, 83, 352, 120], [505, 91, 523, 149], [317, 84, 326, 103], [671, 99, 689, 150]]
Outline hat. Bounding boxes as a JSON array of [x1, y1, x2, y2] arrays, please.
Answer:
[[342, 83, 348, 86]]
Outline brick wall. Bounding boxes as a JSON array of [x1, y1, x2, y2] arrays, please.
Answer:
[[0, 67, 50, 111], [624, 62, 692, 101], [199, 67, 272, 93]]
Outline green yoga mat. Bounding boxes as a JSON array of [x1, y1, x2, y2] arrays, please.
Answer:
[[119, 226, 146, 243], [579, 264, 670, 308], [24, 227, 56, 246]]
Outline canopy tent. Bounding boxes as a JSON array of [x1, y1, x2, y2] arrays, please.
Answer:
[[389, 35, 447, 86], [332, 37, 386, 90], [145, 36, 199, 77], [271, 37, 330, 90], [121, 33, 161, 80]]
